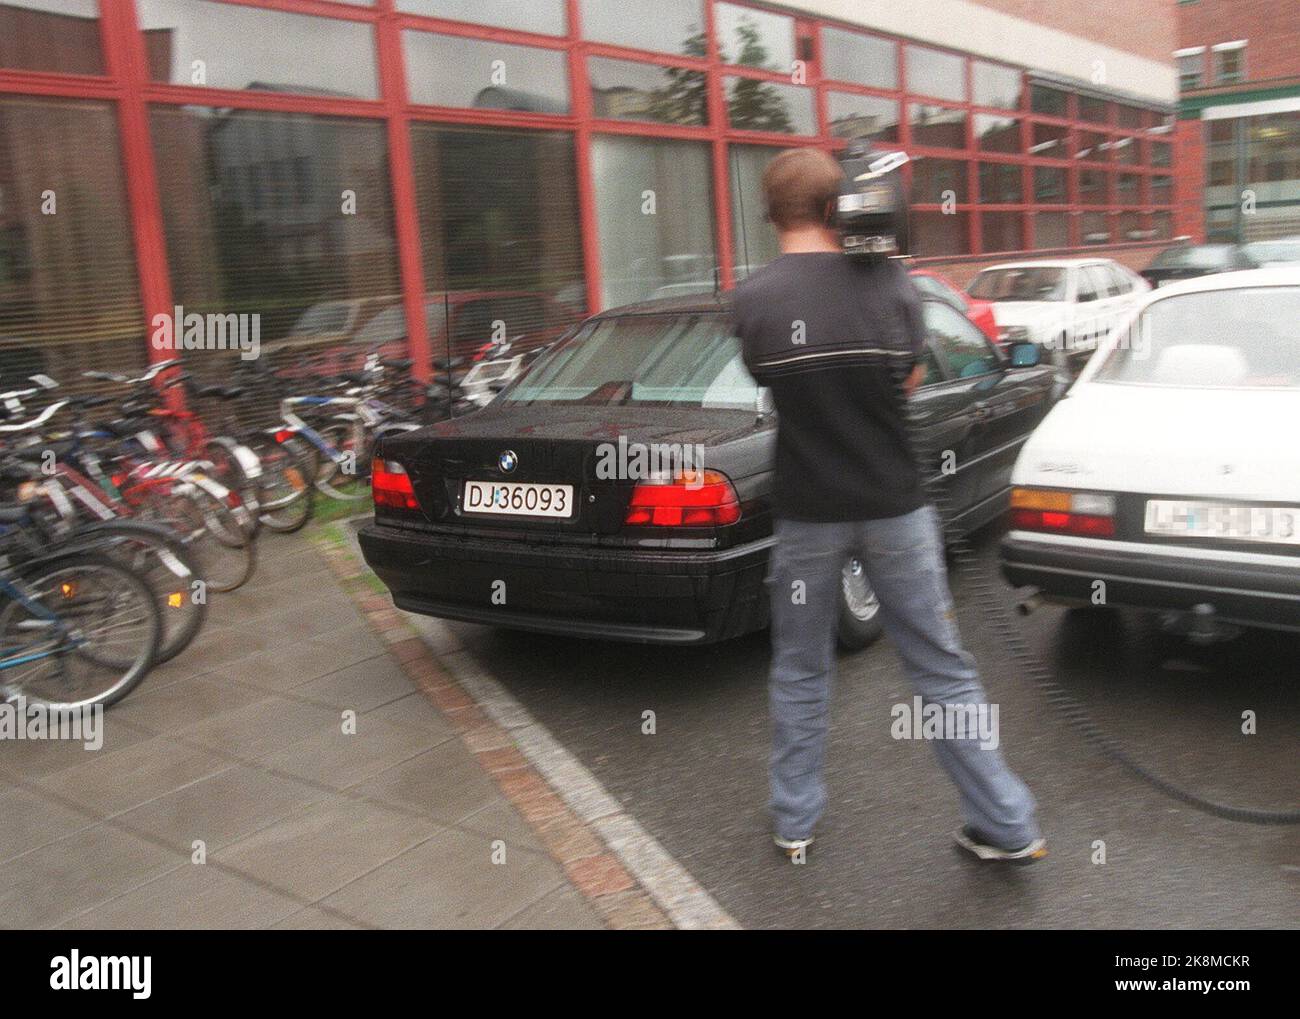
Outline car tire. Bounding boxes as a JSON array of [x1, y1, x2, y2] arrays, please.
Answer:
[[838, 557, 884, 650]]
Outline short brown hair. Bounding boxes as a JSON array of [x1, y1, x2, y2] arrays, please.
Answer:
[[761, 148, 843, 231]]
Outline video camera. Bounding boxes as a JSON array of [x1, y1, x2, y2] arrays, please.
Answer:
[[835, 141, 910, 259]]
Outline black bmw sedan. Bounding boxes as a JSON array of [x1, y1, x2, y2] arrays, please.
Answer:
[[359, 294, 1056, 650]]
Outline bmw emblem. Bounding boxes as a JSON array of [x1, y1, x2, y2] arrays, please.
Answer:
[[498, 450, 518, 474]]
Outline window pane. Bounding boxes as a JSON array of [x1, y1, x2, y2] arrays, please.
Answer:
[[1117, 172, 1140, 202], [410, 125, 585, 359], [137, 0, 377, 99], [913, 158, 968, 204], [726, 77, 814, 134], [590, 136, 716, 308], [0, 1, 102, 74], [1215, 47, 1244, 84], [911, 212, 969, 256], [910, 103, 966, 149], [1081, 211, 1110, 245], [907, 45, 965, 101], [1112, 134, 1139, 165], [975, 113, 1020, 153], [1030, 85, 1067, 117], [1030, 121, 1068, 158], [0, 97, 144, 386], [1117, 104, 1143, 129], [1078, 95, 1109, 124], [1151, 141, 1172, 167], [1075, 129, 1108, 162], [1033, 212, 1068, 249], [979, 161, 1022, 203], [716, 2, 793, 72], [589, 57, 706, 126], [1153, 211, 1173, 240], [1178, 53, 1203, 90], [1079, 167, 1109, 204], [827, 91, 899, 144], [404, 31, 569, 112], [821, 27, 896, 89], [1034, 166, 1067, 203], [729, 144, 785, 279], [972, 61, 1022, 109], [981, 212, 1021, 253], [397, 0, 565, 36], [1151, 175, 1172, 205], [1246, 110, 1300, 187], [149, 107, 399, 375], [580, 0, 704, 57]]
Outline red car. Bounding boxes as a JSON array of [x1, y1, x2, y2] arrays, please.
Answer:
[[909, 269, 1001, 345]]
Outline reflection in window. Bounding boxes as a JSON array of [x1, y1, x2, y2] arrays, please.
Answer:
[[975, 113, 1020, 153], [979, 162, 1022, 203], [1032, 212, 1069, 249], [580, 0, 704, 58], [1079, 167, 1109, 204], [588, 57, 706, 126], [972, 62, 1022, 109], [726, 77, 814, 134], [910, 103, 966, 150], [1247, 110, 1300, 185], [730, 144, 785, 279], [1078, 95, 1109, 124], [397, 0, 565, 36], [0, 97, 145, 386], [716, 2, 793, 72], [1030, 85, 1067, 117], [410, 125, 585, 359], [981, 212, 1021, 253], [590, 136, 716, 309], [1081, 212, 1110, 245], [1034, 166, 1067, 203], [821, 27, 896, 89], [149, 106, 399, 372], [0, 1, 102, 74], [1075, 130, 1108, 162], [404, 31, 569, 112], [1030, 121, 1068, 158], [136, 0, 377, 98], [827, 91, 899, 143], [907, 45, 965, 101], [1151, 175, 1172, 205], [911, 212, 969, 257], [913, 158, 968, 204]]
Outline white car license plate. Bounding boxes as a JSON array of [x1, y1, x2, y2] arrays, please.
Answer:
[[463, 480, 574, 519], [1145, 500, 1300, 545]]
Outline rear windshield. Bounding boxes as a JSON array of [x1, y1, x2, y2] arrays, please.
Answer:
[[504, 313, 761, 410], [1094, 287, 1300, 389], [968, 267, 1068, 302], [1148, 245, 1236, 269]]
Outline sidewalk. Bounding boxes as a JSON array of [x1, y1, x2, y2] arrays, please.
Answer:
[[0, 522, 670, 929]]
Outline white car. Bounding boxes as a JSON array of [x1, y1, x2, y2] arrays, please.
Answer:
[[967, 258, 1149, 373], [1000, 268, 1300, 637]]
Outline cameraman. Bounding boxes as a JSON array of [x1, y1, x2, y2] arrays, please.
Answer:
[[732, 148, 1045, 864]]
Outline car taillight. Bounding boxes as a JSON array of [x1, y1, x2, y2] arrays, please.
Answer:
[[624, 469, 741, 527], [372, 458, 419, 512], [1010, 488, 1116, 537]]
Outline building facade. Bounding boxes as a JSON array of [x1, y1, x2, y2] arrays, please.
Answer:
[[1176, 0, 1300, 242], [0, 0, 1182, 383]]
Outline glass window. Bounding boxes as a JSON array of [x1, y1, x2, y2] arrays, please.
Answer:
[[913, 158, 968, 204], [0, 1, 102, 74], [969, 266, 1068, 301], [1151, 175, 1172, 205], [726, 78, 814, 134], [1178, 52, 1203, 90], [975, 113, 1020, 153], [404, 31, 569, 112], [907, 45, 965, 101], [979, 162, 1022, 203], [1030, 121, 1068, 158], [0, 97, 145, 386], [1078, 95, 1109, 124], [1151, 141, 1172, 167], [1032, 212, 1069, 249], [981, 212, 1022, 253], [1112, 134, 1139, 165], [928, 303, 999, 378], [149, 106, 399, 371], [1152, 211, 1173, 241], [1117, 172, 1140, 202], [410, 124, 585, 359], [911, 212, 969, 257], [590, 136, 716, 308], [1031, 85, 1068, 117], [1077, 266, 1105, 302], [1034, 166, 1067, 203], [397, 0, 565, 36], [1117, 104, 1144, 129], [729, 145, 785, 280], [827, 92, 900, 144], [910, 103, 966, 150], [1079, 167, 1109, 204], [1081, 212, 1110, 245], [1207, 119, 1237, 187], [588, 57, 707, 126], [1246, 110, 1300, 187], [580, 0, 704, 57], [716, 2, 793, 72], [1075, 130, 1108, 162], [1215, 45, 1245, 85], [972, 61, 1022, 109], [136, 0, 377, 98], [821, 27, 896, 89]]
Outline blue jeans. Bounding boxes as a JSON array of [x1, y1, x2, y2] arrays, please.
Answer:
[[766, 505, 1041, 849]]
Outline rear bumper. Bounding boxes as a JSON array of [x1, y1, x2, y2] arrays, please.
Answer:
[[1000, 531, 1300, 632], [358, 522, 772, 645]]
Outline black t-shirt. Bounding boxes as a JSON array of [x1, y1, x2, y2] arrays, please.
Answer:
[[732, 252, 927, 522]]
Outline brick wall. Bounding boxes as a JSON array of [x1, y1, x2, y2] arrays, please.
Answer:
[[1178, 0, 1300, 85], [1172, 117, 1207, 241], [968, 0, 1178, 66]]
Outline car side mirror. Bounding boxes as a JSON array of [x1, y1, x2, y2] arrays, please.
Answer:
[[1009, 342, 1041, 368]]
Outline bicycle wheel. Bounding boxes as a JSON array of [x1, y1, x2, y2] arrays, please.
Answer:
[[202, 439, 261, 541], [314, 422, 372, 502], [60, 519, 208, 664], [134, 488, 256, 593], [249, 434, 314, 533], [0, 553, 161, 710]]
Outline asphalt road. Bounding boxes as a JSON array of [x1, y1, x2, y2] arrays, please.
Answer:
[[441, 521, 1300, 929]]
